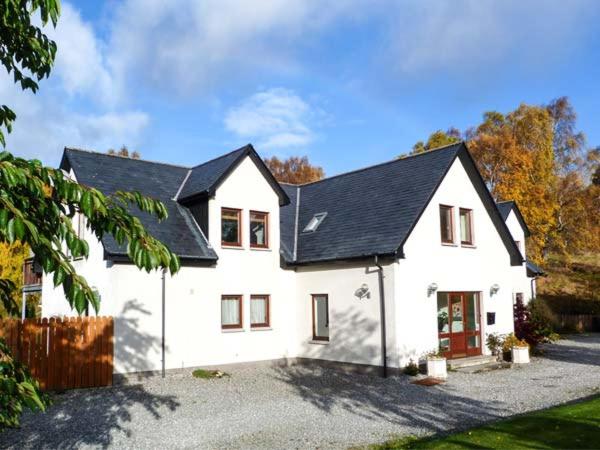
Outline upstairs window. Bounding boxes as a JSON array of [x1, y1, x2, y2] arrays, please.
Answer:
[[250, 211, 268, 248], [221, 208, 241, 246], [459, 208, 474, 245], [303, 212, 327, 233], [439, 205, 454, 244]]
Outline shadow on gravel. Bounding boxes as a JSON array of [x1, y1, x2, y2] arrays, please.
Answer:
[[273, 310, 506, 433], [2, 384, 180, 448], [2, 298, 181, 449], [538, 334, 600, 367]]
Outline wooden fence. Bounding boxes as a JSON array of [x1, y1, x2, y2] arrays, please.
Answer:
[[0, 316, 113, 391], [558, 314, 600, 332]]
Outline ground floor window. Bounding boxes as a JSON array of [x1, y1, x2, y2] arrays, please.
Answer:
[[221, 295, 242, 329], [250, 295, 270, 328], [311, 294, 329, 341]]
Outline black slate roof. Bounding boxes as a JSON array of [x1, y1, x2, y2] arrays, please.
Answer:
[[61, 148, 218, 261], [177, 146, 248, 201], [496, 200, 531, 237], [281, 142, 524, 265], [62, 142, 523, 267], [177, 144, 289, 206], [526, 260, 545, 276]]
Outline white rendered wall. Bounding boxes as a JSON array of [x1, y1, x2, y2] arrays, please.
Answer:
[[42, 156, 296, 373], [504, 210, 534, 301], [394, 158, 516, 366], [293, 262, 397, 368]]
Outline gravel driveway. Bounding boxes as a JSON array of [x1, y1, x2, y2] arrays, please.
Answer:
[[3, 334, 600, 449]]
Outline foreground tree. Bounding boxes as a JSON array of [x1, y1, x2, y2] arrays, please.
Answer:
[[264, 155, 325, 184], [0, 0, 180, 428]]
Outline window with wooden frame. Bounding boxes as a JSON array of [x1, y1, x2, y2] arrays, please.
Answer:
[[250, 295, 270, 328], [459, 208, 474, 245], [311, 294, 329, 341], [221, 208, 242, 246], [249, 211, 269, 248], [221, 295, 243, 329], [439, 205, 454, 244]]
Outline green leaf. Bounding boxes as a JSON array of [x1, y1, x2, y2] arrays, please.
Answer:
[[0, 209, 8, 228], [6, 218, 15, 243]]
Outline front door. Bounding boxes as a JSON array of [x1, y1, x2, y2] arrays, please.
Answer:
[[437, 292, 482, 359]]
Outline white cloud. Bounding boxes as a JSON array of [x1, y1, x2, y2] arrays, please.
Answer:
[[224, 88, 316, 150], [0, 2, 148, 164], [99, 0, 599, 94], [41, 3, 118, 106], [384, 0, 595, 75], [105, 0, 369, 96], [1, 76, 149, 164]]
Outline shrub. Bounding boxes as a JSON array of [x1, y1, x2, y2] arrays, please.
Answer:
[[486, 332, 504, 356], [403, 359, 420, 376], [0, 338, 50, 429], [514, 297, 544, 349]]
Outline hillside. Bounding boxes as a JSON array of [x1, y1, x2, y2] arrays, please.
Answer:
[[537, 253, 600, 315]]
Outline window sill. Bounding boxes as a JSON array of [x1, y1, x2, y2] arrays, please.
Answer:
[[441, 242, 458, 247], [250, 247, 272, 252], [309, 339, 330, 345], [251, 326, 272, 331], [221, 245, 245, 250], [221, 328, 245, 333], [461, 244, 477, 249]]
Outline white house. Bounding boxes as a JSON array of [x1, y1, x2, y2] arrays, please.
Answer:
[[33, 142, 541, 375]]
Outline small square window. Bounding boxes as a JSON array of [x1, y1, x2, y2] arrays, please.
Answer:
[[221, 208, 241, 246], [439, 205, 454, 244], [221, 295, 242, 329], [250, 295, 270, 328], [459, 208, 473, 245], [303, 212, 327, 233], [250, 211, 268, 248]]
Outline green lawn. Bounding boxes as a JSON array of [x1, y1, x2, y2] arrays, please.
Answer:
[[372, 395, 600, 449]]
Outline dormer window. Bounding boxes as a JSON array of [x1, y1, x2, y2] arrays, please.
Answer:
[[439, 205, 454, 244], [459, 208, 474, 246], [221, 208, 241, 246], [303, 212, 327, 233], [250, 211, 269, 248]]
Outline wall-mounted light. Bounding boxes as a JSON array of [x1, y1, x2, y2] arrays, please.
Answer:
[[354, 283, 370, 300], [490, 284, 500, 296], [427, 282, 438, 297]]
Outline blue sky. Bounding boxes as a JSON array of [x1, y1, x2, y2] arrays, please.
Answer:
[[4, 0, 600, 177]]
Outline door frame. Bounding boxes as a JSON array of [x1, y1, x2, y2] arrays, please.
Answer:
[[437, 291, 482, 359]]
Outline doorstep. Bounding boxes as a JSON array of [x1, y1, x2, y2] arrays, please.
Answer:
[[447, 354, 496, 370]]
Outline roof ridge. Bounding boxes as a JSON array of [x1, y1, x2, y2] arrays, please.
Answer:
[[187, 144, 251, 171], [297, 142, 464, 188], [65, 147, 191, 169]]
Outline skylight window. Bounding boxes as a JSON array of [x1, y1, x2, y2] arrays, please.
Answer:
[[303, 212, 327, 233]]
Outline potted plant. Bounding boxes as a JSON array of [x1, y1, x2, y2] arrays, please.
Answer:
[[425, 349, 447, 379], [486, 332, 504, 361], [503, 333, 530, 364]]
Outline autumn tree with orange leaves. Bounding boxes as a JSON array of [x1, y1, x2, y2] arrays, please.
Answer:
[[264, 155, 325, 184], [410, 97, 598, 263]]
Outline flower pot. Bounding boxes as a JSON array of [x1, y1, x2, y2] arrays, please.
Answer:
[[426, 357, 447, 379], [511, 345, 530, 364]]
